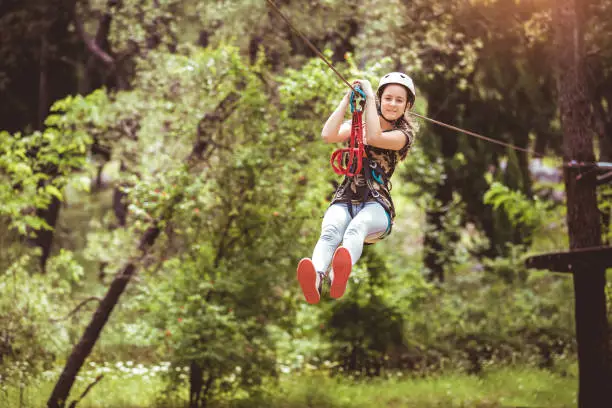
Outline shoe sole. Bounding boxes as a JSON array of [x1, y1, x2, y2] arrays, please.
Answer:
[[297, 258, 320, 304], [330, 247, 351, 299]]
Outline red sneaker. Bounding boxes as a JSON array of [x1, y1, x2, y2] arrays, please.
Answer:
[[330, 247, 352, 299], [296, 258, 320, 304]]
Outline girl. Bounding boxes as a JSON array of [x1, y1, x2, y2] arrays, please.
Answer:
[[297, 72, 418, 304]]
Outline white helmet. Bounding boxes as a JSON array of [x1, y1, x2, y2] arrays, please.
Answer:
[[377, 72, 416, 107]]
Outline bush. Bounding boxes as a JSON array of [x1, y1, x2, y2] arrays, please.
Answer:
[[321, 246, 407, 377], [1, 253, 59, 389]]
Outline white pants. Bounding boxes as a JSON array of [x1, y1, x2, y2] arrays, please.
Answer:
[[311, 201, 391, 273]]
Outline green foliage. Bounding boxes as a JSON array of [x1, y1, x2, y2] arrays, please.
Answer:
[[201, 0, 358, 67], [597, 184, 612, 242], [0, 93, 95, 235], [321, 248, 406, 377], [400, 258, 575, 374], [46, 249, 86, 293], [483, 181, 556, 234], [400, 144, 445, 198], [427, 194, 477, 275], [0, 251, 79, 390], [145, 264, 278, 402]]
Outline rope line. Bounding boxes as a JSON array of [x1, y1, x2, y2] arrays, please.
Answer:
[[566, 161, 612, 169], [265, 0, 542, 157], [409, 112, 536, 155], [265, 0, 358, 94]]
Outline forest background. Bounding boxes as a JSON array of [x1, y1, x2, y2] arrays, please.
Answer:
[[1, 0, 611, 407]]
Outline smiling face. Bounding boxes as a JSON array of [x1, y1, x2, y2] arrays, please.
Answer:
[[380, 84, 409, 121]]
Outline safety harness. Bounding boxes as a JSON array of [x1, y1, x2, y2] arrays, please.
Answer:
[[329, 86, 393, 228]]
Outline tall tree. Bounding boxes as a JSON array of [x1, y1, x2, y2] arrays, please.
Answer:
[[585, 0, 612, 242], [554, 0, 610, 406]]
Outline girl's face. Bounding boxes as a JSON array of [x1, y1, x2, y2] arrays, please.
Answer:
[[380, 84, 409, 121]]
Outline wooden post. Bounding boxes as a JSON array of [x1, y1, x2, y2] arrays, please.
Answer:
[[525, 246, 612, 273], [553, 0, 610, 405]]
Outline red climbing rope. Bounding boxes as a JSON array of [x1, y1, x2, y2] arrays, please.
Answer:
[[330, 110, 365, 177]]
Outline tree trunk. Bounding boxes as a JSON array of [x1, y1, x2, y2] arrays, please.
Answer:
[[423, 190, 451, 282], [38, 35, 49, 130], [33, 33, 62, 273], [113, 162, 129, 227], [554, 1, 610, 406], [200, 374, 215, 408], [423, 79, 459, 282], [189, 361, 203, 408], [47, 226, 161, 408], [330, 18, 358, 64], [35, 196, 61, 272]]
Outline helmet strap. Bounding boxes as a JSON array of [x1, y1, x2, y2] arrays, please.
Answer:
[[376, 103, 395, 124], [381, 113, 396, 124]]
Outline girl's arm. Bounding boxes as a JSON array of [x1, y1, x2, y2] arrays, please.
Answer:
[[368, 124, 409, 150], [321, 91, 352, 143]]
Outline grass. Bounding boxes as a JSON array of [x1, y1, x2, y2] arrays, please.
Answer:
[[1, 364, 577, 408], [276, 367, 577, 408], [1, 362, 183, 408]]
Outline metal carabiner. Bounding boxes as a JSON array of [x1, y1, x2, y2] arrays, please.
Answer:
[[350, 85, 367, 113]]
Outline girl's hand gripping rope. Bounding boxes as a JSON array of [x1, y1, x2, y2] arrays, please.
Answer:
[[330, 85, 367, 176]]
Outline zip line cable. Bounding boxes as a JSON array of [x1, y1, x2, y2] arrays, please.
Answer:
[[265, 0, 359, 94], [408, 111, 537, 155], [265, 0, 542, 158]]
